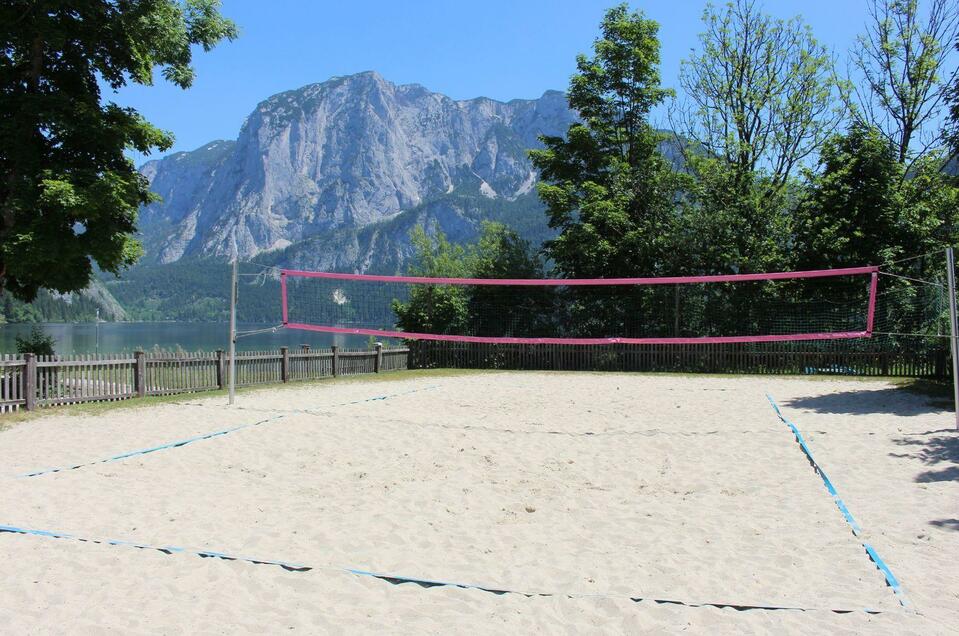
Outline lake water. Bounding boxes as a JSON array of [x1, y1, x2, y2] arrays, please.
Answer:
[[0, 322, 389, 355]]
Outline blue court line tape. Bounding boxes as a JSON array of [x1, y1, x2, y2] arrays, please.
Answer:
[[765, 393, 909, 608], [17, 386, 436, 479], [17, 414, 286, 478], [0, 523, 310, 571], [0, 521, 883, 614]]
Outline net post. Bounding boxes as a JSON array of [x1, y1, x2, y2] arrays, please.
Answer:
[[228, 251, 238, 405], [866, 270, 878, 334], [331, 345, 339, 377], [945, 248, 959, 430], [280, 270, 289, 325], [374, 342, 383, 373], [280, 346, 289, 382]]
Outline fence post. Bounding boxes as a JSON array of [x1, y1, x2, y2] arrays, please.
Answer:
[[23, 353, 37, 411], [216, 349, 225, 389], [374, 343, 383, 373], [134, 350, 146, 398], [331, 345, 339, 377], [281, 346, 289, 382]]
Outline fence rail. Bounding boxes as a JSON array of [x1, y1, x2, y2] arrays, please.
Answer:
[[408, 341, 950, 378], [3, 340, 951, 415], [0, 344, 409, 414]]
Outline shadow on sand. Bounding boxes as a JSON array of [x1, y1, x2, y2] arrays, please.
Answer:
[[782, 386, 949, 417], [930, 518, 959, 531]]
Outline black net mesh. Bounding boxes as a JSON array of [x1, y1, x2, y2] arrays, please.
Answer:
[[284, 271, 887, 342]]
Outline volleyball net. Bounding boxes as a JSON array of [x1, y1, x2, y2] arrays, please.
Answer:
[[280, 266, 884, 345]]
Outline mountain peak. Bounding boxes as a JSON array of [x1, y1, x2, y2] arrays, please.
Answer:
[[139, 74, 577, 266]]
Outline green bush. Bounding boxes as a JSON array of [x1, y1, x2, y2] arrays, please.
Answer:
[[15, 326, 56, 357]]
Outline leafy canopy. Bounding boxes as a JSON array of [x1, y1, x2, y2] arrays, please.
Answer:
[[15, 325, 55, 356], [392, 223, 549, 337], [530, 4, 685, 281], [795, 123, 959, 269], [0, 0, 237, 301]]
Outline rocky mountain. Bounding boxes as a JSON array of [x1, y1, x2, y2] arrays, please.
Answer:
[[138, 71, 578, 270]]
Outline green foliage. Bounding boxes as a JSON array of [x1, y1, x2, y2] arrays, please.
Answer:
[[15, 325, 55, 356], [677, 0, 839, 190], [530, 4, 684, 280], [392, 223, 550, 337], [0, 288, 106, 323], [847, 0, 959, 164], [392, 226, 474, 335], [795, 124, 959, 268], [0, 1, 237, 301], [101, 259, 279, 322], [673, 155, 792, 275]]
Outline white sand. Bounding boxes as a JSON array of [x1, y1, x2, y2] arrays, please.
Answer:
[[0, 371, 955, 634]]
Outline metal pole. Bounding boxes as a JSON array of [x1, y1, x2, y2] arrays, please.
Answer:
[[946, 247, 959, 429], [228, 249, 238, 405], [95, 308, 100, 355]]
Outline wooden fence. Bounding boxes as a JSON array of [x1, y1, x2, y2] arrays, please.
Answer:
[[408, 341, 950, 378], [0, 344, 409, 414]]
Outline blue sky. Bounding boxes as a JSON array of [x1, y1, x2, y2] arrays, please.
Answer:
[[114, 1, 879, 165]]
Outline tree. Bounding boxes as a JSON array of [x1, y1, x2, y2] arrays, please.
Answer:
[[795, 124, 910, 268], [391, 223, 550, 337], [847, 0, 959, 165], [795, 122, 958, 270], [530, 4, 683, 280], [675, 0, 839, 193], [0, 1, 237, 302], [944, 33, 959, 158], [392, 225, 475, 336], [15, 325, 55, 356]]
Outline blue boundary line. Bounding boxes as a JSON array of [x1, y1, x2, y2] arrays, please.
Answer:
[[765, 393, 908, 609], [16, 386, 437, 479], [0, 523, 310, 571], [0, 521, 882, 614], [17, 415, 286, 478]]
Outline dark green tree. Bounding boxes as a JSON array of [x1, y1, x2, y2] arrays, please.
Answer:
[[795, 124, 958, 269], [0, 0, 237, 301], [15, 325, 55, 356], [530, 4, 683, 280], [529, 5, 685, 337], [795, 124, 959, 344], [392, 225, 475, 336], [392, 223, 550, 337]]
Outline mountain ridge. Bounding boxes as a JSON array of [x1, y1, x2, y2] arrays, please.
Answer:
[[138, 71, 578, 270]]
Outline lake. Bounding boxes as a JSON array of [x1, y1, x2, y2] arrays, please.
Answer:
[[0, 322, 391, 355]]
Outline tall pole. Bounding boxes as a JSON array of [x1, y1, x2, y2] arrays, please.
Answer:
[[228, 244, 238, 405], [946, 247, 959, 429], [95, 308, 100, 355]]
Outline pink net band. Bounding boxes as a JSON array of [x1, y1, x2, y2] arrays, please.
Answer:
[[281, 267, 879, 345], [280, 265, 878, 287]]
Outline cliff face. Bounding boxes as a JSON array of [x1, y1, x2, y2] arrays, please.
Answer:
[[139, 71, 577, 269]]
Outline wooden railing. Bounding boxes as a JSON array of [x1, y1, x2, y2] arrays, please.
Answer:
[[0, 344, 410, 413]]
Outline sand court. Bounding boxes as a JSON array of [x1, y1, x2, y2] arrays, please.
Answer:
[[2, 371, 955, 633]]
